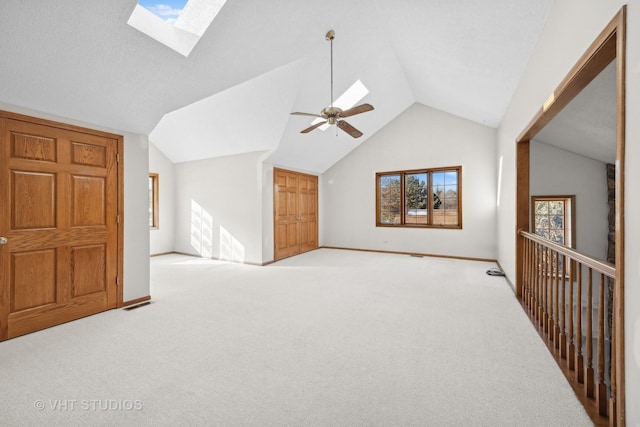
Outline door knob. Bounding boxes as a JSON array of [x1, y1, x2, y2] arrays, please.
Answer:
[[0, 237, 7, 245]]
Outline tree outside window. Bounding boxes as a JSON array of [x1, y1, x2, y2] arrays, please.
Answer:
[[531, 196, 574, 247]]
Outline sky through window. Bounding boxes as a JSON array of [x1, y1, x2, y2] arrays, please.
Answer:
[[138, 0, 188, 24]]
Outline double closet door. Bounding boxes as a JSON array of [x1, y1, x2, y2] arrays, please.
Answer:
[[273, 168, 318, 261]]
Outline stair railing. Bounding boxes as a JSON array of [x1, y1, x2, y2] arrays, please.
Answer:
[[520, 230, 615, 423]]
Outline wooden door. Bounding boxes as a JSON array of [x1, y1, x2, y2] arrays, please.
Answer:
[[273, 168, 318, 261], [0, 114, 121, 340], [298, 174, 318, 253]]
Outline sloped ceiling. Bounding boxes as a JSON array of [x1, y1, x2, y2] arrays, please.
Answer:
[[0, 0, 555, 173], [534, 61, 617, 164]]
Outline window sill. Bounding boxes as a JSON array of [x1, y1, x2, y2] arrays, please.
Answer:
[[376, 224, 462, 230]]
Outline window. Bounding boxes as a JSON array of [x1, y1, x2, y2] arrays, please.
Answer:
[[149, 173, 159, 229], [376, 166, 461, 228], [531, 196, 574, 247]]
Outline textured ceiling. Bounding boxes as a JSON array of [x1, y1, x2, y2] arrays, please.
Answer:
[[0, 0, 556, 173]]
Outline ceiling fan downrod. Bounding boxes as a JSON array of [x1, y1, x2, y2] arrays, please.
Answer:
[[326, 30, 335, 110]]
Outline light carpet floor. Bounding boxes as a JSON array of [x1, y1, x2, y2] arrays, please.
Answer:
[[0, 249, 592, 426]]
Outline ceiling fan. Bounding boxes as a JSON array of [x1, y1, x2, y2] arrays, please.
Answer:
[[291, 30, 374, 138]]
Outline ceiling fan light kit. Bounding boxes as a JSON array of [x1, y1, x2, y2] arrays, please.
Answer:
[[291, 30, 374, 138]]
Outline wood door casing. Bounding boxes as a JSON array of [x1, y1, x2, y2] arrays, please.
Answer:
[[273, 168, 318, 261], [0, 113, 122, 340]]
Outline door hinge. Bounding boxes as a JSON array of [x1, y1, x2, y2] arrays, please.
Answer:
[[117, 215, 120, 224], [116, 276, 119, 286], [116, 153, 120, 163]]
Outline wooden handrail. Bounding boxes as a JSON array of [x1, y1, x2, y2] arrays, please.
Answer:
[[519, 231, 615, 278], [519, 229, 616, 424]]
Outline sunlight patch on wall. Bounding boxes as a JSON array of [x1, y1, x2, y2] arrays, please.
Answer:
[[190, 199, 213, 257], [496, 156, 503, 207], [220, 226, 245, 263], [634, 318, 640, 368], [128, 0, 228, 57]]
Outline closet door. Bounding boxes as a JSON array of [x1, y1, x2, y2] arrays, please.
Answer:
[[0, 115, 121, 340], [273, 168, 318, 261], [298, 174, 317, 253]]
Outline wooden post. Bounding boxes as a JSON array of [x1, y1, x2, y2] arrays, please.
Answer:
[[596, 274, 608, 416], [609, 308, 617, 426], [553, 251, 560, 351], [585, 268, 594, 398], [573, 262, 582, 380], [569, 260, 577, 373], [515, 142, 530, 298], [559, 254, 567, 359]]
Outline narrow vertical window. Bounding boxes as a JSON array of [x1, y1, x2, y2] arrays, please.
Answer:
[[432, 170, 459, 226], [378, 174, 401, 224], [149, 173, 159, 229], [405, 173, 428, 225], [531, 196, 574, 247]]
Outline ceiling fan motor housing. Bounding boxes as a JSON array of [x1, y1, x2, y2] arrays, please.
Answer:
[[321, 106, 342, 125]]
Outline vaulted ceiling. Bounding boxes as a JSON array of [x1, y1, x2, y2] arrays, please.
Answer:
[[0, 0, 556, 173]]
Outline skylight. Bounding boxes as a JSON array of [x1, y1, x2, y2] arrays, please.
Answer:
[[311, 80, 370, 131], [128, 0, 228, 57], [139, 0, 187, 24]]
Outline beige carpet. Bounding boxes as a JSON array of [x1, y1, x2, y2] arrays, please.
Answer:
[[0, 249, 592, 426]]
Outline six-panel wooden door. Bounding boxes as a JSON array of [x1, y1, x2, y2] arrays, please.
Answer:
[[274, 168, 318, 261], [0, 114, 121, 340]]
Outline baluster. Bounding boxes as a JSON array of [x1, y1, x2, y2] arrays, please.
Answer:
[[537, 243, 543, 327], [542, 246, 548, 334], [529, 239, 535, 316], [573, 261, 582, 380], [547, 249, 552, 343], [567, 259, 576, 372], [537, 243, 543, 329], [543, 247, 550, 337], [559, 253, 567, 359], [609, 293, 617, 426], [549, 249, 555, 348], [596, 273, 607, 416], [553, 250, 560, 351], [585, 267, 594, 398], [529, 241, 536, 319], [548, 247, 553, 341], [521, 238, 527, 304], [524, 239, 531, 314]]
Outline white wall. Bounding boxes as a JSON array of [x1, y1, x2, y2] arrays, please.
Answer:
[[322, 103, 497, 260], [173, 151, 267, 265], [261, 161, 274, 263], [149, 142, 175, 255], [530, 141, 608, 260], [0, 101, 151, 303], [122, 133, 152, 302], [496, 1, 640, 423]]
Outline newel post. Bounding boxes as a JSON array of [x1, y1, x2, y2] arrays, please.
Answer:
[[515, 141, 530, 298]]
